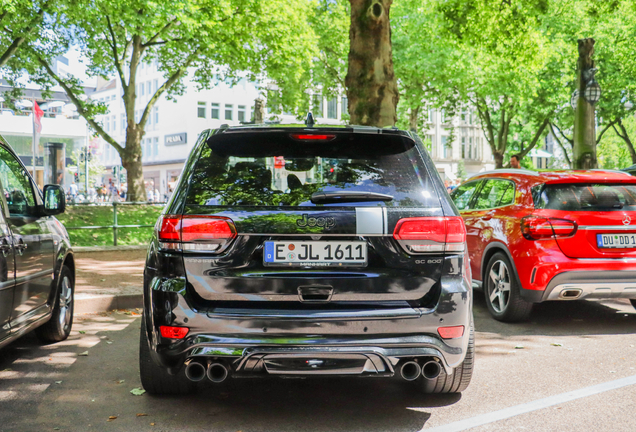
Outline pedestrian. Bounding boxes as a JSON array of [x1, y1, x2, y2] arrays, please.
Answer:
[[68, 182, 78, 202], [510, 154, 522, 169]]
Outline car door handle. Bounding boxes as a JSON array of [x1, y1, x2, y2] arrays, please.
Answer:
[[15, 239, 27, 255]]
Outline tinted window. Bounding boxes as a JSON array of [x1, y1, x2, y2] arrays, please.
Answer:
[[534, 183, 636, 211], [451, 181, 480, 210], [186, 131, 438, 208], [473, 179, 515, 210]]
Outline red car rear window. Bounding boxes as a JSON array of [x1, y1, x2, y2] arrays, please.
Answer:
[[533, 183, 636, 211]]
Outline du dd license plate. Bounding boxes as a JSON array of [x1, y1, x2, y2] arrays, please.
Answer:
[[597, 233, 636, 249], [264, 241, 367, 267]]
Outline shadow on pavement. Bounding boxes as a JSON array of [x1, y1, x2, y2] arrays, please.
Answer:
[[473, 288, 636, 337]]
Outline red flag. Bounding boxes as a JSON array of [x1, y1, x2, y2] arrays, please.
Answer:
[[33, 101, 43, 134]]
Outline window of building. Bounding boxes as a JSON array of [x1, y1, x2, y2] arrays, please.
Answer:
[[153, 137, 159, 157], [313, 94, 323, 118], [140, 82, 145, 96], [154, 107, 159, 124], [211, 103, 220, 119], [327, 97, 337, 119], [238, 105, 246, 123], [146, 81, 151, 96], [469, 137, 473, 159], [104, 118, 110, 132], [441, 136, 448, 159], [112, 115, 116, 131], [428, 108, 435, 123], [225, 104, 233, 120], [461, 137, 466, 159], [441, 109, 446, 124], [121, 114, 126, 131], [197, 102, 206, 118], [153, 79, 158, 92], [341, 96, 348, 116]]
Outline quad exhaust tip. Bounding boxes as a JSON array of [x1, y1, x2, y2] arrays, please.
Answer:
[[184, 360, 207, 382], [422, 360, 442, 380], [207, 362, 229, 383], [400, 361, 422, 381]]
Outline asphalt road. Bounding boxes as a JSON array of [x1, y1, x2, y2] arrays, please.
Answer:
[[1, 296, 635, 432]]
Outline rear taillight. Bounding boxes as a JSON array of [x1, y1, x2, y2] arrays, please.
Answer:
[[521, 216, 577, 240], [393, 216, 466, 253], [158, 215, 237, 252]]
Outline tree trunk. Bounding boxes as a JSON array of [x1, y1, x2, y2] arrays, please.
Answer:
[[120, 125, 146, 202], [493, 150, 504, 169], [345, 0, 399, 127], [572, 38, 597, 169], [408, 105, 420, 132]]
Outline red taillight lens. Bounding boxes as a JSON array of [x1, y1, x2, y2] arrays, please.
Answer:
[[159, 326, 189, 339], [180, 216, 237, 242], [438, 325, 465, 339], [521, 216, 577, 240], [393, 216, 466, 253], [394, 217, 446, 242], [291, 134, 336, 141], [159, 216, 181, 241], [157, 215, 237, 251]]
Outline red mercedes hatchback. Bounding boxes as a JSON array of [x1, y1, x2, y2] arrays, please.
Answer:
[[451, 169, 636, 322]]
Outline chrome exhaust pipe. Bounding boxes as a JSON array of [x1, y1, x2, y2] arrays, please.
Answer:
[[400, 361, 422, 381], [184, 360, 207, 382], [207, 362, 229, 383], [421, 360, 442, 380]]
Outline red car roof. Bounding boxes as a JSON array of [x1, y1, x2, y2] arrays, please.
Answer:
[[470, 169, 636, 185]]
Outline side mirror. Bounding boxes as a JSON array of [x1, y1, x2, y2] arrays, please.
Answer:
[[43, 184, 66, 216]]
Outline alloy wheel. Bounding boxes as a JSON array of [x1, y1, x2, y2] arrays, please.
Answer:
[[58, 276, 73, 331], [488, 260, 511, 313]]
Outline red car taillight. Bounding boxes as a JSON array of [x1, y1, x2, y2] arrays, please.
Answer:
[[158, 215, 237, 252], [521, 215, 577, 240], [393, 216, 466, 253]]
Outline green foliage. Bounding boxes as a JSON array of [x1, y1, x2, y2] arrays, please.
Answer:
[[598, 116, 635, 169]]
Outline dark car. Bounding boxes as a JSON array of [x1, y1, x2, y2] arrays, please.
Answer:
[[0, 135, 75, 349], [140, 125, 473, 395], [451, 169, 636, 322]]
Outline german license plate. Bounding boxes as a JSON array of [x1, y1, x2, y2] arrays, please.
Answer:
[[597, 233, 636, 248], [264, 241, 367, 267]]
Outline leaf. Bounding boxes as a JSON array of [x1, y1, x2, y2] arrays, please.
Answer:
[[116, 379, 125, 384], [106, 341, 113, 344], [130, 387, 146, 396], [514, 345, 525, 349], [100, 279, 106, 282], [55, 381, 62, 384], [78, 351, 89, 356], [107, 416, 117, 422], [551, 342, 563, 347], [150, 423, 156, 426], [79, 331, 86, 334], [137, 413, 148, 417]]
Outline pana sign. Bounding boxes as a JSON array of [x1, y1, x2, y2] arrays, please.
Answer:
[[165, 133, 187, 146]]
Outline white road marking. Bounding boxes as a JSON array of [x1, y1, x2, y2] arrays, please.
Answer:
[[424, 374, 636, 432]]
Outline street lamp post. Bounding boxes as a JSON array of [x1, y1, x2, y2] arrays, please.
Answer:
[[572, 38, 601, 169]]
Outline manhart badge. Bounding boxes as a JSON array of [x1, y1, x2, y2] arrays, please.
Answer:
[[296, 214, 336, 230]]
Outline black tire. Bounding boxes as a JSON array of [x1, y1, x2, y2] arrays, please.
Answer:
[[484, 252, 533, 322], [630, 299, 636, 310], [139, 317, 196, 395], [36, 265, 74, 343], [419, 321, 474, 394]]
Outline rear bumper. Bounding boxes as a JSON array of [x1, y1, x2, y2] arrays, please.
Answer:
[[521, 269, 636, 303], [143, 259, 472, 378]]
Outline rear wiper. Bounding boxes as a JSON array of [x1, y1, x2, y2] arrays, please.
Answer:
[[311, 191, 394, 204]]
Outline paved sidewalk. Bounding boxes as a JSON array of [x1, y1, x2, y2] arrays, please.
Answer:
[[74, 248, 146, 314]]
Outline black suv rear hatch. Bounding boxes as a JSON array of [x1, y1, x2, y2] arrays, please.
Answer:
[[175, 128, 445, 305]]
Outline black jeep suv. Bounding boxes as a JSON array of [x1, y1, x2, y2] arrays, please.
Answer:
[[140, 125, 473, 394]]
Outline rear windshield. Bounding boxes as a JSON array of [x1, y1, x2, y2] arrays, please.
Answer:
[[185, 130, 438, 207], [533, 183, 636, 211]]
